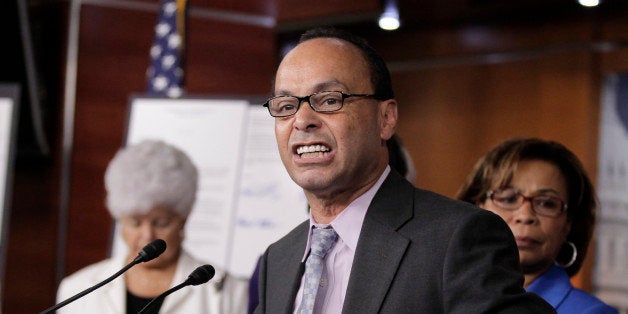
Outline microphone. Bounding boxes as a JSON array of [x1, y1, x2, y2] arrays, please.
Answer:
[[133, 239, 167, 263], [40, 239, 167, 314], [138, 264, 215, 314]]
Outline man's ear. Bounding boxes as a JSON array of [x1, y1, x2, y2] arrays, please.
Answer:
[[379, 99, 398, 140]]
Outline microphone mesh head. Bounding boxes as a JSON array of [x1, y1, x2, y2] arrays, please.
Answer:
[[187, 265, 215, 285], [137, 239, 167, 263]]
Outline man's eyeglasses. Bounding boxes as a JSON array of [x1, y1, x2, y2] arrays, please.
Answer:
[[486, 187, 568, 218], [262, 91, 383, 117]]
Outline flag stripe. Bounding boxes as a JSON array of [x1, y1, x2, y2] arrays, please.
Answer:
[[146, 0, 186, 98]]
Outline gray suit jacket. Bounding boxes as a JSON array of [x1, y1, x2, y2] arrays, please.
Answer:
[[256, 170, 555, 313]]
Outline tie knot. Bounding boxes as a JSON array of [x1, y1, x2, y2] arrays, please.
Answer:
[[310, 227, 337, 258]]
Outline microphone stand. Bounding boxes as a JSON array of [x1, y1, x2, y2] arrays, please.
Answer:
[[138, 281, 189, 314], [138, 264, 215, 313], [40, 239, 166, 313], [40, 259, 139, 314]]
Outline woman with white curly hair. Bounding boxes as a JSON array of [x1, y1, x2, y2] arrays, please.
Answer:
[[57, 139, 248, 313]]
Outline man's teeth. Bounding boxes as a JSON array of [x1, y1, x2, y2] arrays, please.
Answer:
[[296, 145, 330, 155]]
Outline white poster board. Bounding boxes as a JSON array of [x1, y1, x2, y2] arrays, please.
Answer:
[[0, 84, 20, 308], [111, 96, 307, 278], [595, 73, 628, 312]]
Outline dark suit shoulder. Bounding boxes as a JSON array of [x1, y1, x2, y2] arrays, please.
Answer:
[[371, 170, 490, 228], [414, 187, 506, 223], [413, 187, 483, 216], [397, 186, 516, 258], [259, 220, 309, 314], [356, 175, 554, 313], [373, 172, 502, 235]]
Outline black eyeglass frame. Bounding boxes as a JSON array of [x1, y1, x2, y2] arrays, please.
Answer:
[[262, 91, 384, 117], [486, 188, 568, 218]]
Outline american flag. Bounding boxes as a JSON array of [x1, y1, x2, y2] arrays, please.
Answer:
[[146, 0, 187, 98]]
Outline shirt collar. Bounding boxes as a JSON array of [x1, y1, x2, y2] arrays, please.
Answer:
[[301, 166, 391, 261], [526, 264, 572, 308]]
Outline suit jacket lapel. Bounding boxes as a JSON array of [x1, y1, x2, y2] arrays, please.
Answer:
[[267, 221, 309, 313], [342, 171, 414, 313]]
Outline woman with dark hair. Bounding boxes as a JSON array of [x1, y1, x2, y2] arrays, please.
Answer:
[[457, 137, 617, 313]]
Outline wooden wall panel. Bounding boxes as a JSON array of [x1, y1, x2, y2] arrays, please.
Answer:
[[391, 53, 595, 196], [2, 2, 67, 312], [4, 164, 60, 313], [66, 4, 155, 278], [364, 14, 628, 293], [364, 18, 604, 198], [186, 18, 276, 95], [380, 48, 596, 198], [192, 0, 276, 16], [65, 2, 275, 280], [4, 1, 628, 312], [276, 0, 380, 23], [599, 12, 628, 75]]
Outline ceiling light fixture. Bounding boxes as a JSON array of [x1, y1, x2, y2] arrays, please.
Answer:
[[378, 0, 400, 31], [577, 0, 601, 7]]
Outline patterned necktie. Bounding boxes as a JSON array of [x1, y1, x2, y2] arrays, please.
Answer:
[[299, 227, 338, 314]]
